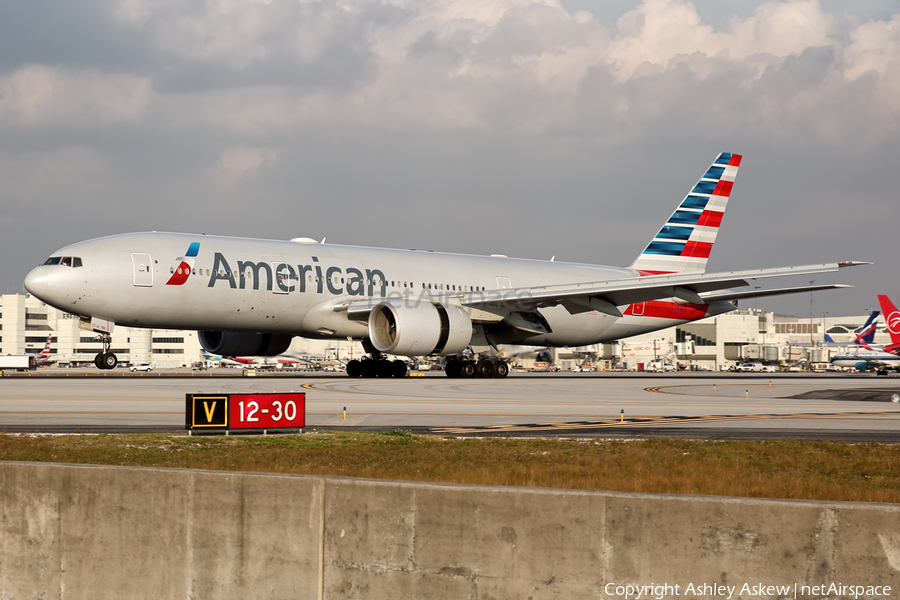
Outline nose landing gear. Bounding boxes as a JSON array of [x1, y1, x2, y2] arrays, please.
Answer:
[[93, 334, 117, 370]]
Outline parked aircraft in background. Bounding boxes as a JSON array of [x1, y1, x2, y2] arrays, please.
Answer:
[[24, 153, 865, 378], [34, 335, 55, 365], [201, 352, 251, 367], [202, 351, 312, 369], [877, 295, 900, 356], [831, 347, 900, 375], [824, 311, 879, 347], [852, 311, 880, 347]]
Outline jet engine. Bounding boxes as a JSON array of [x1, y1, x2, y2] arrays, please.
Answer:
[[854, 361, 869, 372], [199, 331, 293, 356], [368, 301, 472, 356]]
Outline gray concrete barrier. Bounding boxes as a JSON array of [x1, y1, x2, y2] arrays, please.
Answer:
[[0, 462, 897, 599]]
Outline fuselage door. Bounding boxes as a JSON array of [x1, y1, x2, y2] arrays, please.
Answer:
[[496, 276, 511, 289], [632, 302, 645, 316], [272, 261, 296, 294], [132, 253, 153, 287]]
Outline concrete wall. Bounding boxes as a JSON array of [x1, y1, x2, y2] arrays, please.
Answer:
[[1, 462, 898, 599]]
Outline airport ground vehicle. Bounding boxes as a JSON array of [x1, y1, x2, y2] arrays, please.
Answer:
[[735, 362, 776, 373], [130, 363, 153, 372], [645, 361, 677, 372], [0, 356, 34, 371]]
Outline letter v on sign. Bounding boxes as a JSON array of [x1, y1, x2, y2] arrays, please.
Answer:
[[187, 394, 228, 429], [203, 401, 217, 422]]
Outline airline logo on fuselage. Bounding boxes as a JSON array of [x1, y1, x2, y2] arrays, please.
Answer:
[[167, 242, 201, 286], [207, 252, 388, 297]]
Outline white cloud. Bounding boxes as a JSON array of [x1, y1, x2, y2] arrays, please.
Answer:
[[208, 147, 278, 186], [0, 147, 115, 211], [606, 0, 834, 81], [1, 0, 899, 311], [0, 65, 150, 126], [843, 13, 900, 78]]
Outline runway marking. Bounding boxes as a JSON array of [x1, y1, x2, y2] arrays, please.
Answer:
[[301, 381, 437, 399], [644, 383, 900, 397], [431, 410, 900, 434]]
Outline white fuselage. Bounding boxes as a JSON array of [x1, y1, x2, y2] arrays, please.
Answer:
[[24, 232, 735, 350], [831, 348, 900, 370]]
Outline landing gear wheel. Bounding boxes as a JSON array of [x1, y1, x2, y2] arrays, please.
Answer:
[[391, 360, 408, 378], [94, 353, 105, 369], [492, 361, 509, 378], [459, 361, 476, 378], [445, 360, 461, 378], [346, 360, 361, 377], [360, 359, 377, 378], [101, 352, 118, 370], [376, 360, 394, 377], [476, 360, 494, 378]]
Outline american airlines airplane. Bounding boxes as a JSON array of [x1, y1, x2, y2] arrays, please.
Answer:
[[23, 153, 864, 378], [34, 334, 55, 365]]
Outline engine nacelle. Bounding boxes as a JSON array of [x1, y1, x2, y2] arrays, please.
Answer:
[[368, 302, 472, 356], [854, 361, 870, 372], [199, 331, 293, 356]]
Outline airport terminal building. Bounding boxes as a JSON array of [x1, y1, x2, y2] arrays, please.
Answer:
[[0, 293, 880, 370], [0, 293, 352, 369]]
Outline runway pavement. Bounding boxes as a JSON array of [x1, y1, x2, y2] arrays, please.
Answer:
[[1, 371, 899, 441]]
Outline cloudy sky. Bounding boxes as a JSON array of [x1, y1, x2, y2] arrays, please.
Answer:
[[2, 0, 898, 319]]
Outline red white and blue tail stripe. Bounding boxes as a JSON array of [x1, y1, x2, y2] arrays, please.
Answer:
[[630, 152, 741, 275], [36, 335, 52, 360]]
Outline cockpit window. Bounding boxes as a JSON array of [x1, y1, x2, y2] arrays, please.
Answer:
[[43, 256, 82, 267]]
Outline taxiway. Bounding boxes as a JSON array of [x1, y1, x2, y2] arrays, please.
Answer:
[[1, 372, 899, 441]]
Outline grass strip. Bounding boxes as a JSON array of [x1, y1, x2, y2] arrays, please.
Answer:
[[1, 432, 898, 503]]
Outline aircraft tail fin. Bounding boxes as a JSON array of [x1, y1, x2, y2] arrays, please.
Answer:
[[877, 295, 900, 354], [853, 310, 880, 346], [630, 152, 741, 275], [824, 333, 836, 344], [36, 335, 52, 360]]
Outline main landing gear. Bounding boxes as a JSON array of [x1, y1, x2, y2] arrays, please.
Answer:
[[346, 357, 408, 378], [93, 334, 117, 370], [346, 341, 408, 378], [444, 358, 509, 378]]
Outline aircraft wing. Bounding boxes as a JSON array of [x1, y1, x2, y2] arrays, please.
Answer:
[[859, 358, 895, 369], [698, 284, 853, 303], [460, 261, 866, 318]]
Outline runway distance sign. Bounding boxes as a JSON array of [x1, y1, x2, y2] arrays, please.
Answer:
[[186, 392, 305, 431]]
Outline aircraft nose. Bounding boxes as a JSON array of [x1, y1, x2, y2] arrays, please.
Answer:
[[24, 267, 48, 299]]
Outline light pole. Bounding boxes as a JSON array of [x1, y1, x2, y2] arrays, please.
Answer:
[[809, 281, 814, 371]]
